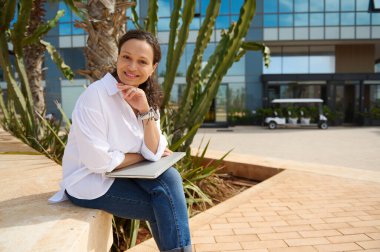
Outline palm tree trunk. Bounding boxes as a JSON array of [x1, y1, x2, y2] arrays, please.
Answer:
[[76, 0, 134, 82], [23, 0, 46, 116]]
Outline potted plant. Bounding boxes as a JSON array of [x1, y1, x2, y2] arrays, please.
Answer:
[[299, 107, 311, 125], [287, 106, 299, 125], [370, 107, 380, 126]]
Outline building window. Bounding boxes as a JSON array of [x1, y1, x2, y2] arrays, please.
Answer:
[[326, 0, 340, 12], [60, 48, 85, 79], [375, 61, 380, 72], [370, 0, 380, 11], [310, 0, 324, 12], [263, 46, 335, 74], [58, 2, 84, 36], [295, 0, 308, 12], [264, 0, 278, 13]]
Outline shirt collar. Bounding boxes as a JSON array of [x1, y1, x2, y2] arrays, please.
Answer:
[[102, 73, 119, 96]]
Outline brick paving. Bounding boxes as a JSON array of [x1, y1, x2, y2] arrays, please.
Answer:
[[130, 127, 380, 252], [131, 169, 380, 251]]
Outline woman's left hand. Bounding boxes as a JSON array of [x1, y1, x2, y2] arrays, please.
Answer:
[[117, 84, 150, 113], [162, 147, 173, 157]]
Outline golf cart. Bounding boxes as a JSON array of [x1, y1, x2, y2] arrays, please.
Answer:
[[264, 98, 328, 129]]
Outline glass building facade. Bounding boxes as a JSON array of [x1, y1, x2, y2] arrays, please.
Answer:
[[2, 0, 379, 125]]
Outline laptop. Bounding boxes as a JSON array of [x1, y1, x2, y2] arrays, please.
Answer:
[[106, 152, 185, 179]]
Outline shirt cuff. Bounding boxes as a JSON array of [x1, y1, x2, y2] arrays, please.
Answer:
[[107, 150, 125, 172], [141, 134, 167, 161]]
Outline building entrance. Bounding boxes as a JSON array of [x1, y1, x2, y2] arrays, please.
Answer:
[[344, 85, 356, 123]]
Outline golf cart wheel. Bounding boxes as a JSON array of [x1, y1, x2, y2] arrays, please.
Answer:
[[319, 122, 328, 129], [268, 121, 277, 129]]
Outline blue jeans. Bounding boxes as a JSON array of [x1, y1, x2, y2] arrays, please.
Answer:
[[66, 167, 192, 252]]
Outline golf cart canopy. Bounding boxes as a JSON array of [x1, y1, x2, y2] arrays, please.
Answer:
[[271, 98, 324, 103]]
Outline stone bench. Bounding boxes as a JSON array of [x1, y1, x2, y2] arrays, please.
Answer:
[[0, 128, 112, 252]]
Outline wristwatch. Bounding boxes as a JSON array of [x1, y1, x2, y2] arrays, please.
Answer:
[[138, 107, 159, 121]]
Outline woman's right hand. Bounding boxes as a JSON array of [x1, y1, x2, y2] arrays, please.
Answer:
[[117, 84, 150, 113]]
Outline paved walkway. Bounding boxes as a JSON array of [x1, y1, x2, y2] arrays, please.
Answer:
[[131, 126, 380, 252]]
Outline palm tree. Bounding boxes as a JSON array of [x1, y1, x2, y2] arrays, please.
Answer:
[[75, 0, 135, 82], [24, 0, 47, 116]]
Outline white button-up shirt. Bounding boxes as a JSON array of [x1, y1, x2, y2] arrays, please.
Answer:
[[49, 73, 167, 203]]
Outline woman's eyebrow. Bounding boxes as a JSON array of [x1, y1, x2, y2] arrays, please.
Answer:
[[121, 50, 149, 61]]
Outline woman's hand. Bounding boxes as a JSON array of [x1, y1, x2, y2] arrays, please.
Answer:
[[117, 83, 150, 113], [162, 147, 173, 157]]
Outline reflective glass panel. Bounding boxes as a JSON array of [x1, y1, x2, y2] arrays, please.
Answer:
[[203, 43, 216, 61], [227, 56, 245, 75], [310, 0, 324, 12], [59, 2, 72, 22], [295, 0, 308, 12], [190, 17, 200, 30], [200, 0, 210, 15], [310, 56, 335, 73], [341, 0, 355, 11], [310, 13, 324, 26], [215, 84, 228, 122], [375, 0, 380, 8], [264, 0, 278, 13], [283, 56, 309, 73], [185, 44, 195, 69], [157, 18, 170, 31], [219, 0, 229, 14], [127, 20, 135, 30], [228, 83, 246, 112], [263, 56, 282, 74], [264, 14, 278, 27], [195, 0, 200, 14], [231, 0, 244, 14], [357, 12, 370, 25], [357, 0, 370, 11], [280, 0, 293, 12], [326, 13, 339, 25], [295, 13, 308, 26], [158, 0, 171, 17], [279, 14, 293, 27], [158, 44, 167, 77], [341, 12, 355, 25], [216, 16, 230, 29], [326, 0, 340, 11], [373, 13, 380, 24], [59, 23, 71, 35], [231, 15, 239, 23], [72, 25, 84, 35]]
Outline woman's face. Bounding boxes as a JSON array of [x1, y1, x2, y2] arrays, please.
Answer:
[[116, 39, 157, 88]]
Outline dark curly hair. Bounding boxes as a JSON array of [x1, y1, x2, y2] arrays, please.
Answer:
[[112, 30, 162, 109]]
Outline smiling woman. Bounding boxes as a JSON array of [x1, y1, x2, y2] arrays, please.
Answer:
[[49, 30, 192, 252]]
